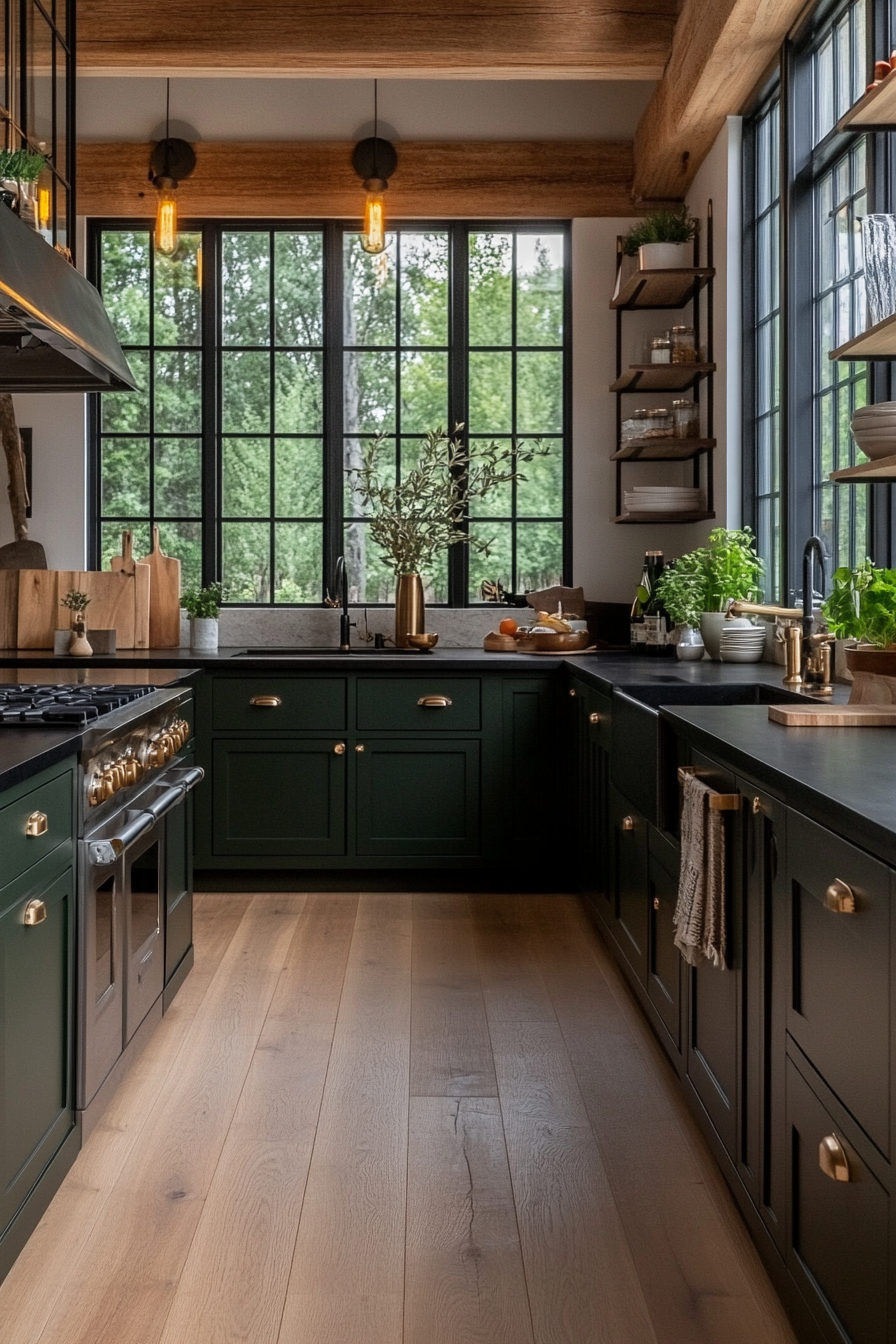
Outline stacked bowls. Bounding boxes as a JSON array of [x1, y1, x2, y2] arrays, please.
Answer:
[[719, 619, 766, 664], [622, 485, 707, 515], [850, 402, 896, 461]]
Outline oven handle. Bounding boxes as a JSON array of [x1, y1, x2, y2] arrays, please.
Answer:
[[87, 809, 154, 866], [143, 766, 205, 821]]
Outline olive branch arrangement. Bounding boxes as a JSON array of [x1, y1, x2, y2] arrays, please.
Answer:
[[347, 424, 549, 575]]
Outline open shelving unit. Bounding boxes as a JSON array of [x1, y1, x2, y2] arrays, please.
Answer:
[[836, 66, 896, 132], [610, 203, 717, 523], [829, 453, 896, 482]]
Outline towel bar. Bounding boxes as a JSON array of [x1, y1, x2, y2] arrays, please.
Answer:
[[678, 766, 742, 811]]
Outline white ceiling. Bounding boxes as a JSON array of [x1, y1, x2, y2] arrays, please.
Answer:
[[77, 77, 655, 142]]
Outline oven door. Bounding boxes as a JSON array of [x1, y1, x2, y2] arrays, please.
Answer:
[[124, 820, 166, 1043], [78, 847, 125, 1110]]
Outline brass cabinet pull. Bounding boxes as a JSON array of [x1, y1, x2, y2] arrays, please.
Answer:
[[334, 743, 345, 755], [250, 695, 282, 707], [622, 815, 634, 832], [23, 899, 46, 926], [25, 811, 48, 837], [752, 796, 762, 815], [819, 1133, 851, 1182], [653, 896, 660, 911], [417, 695, 452, 708], [824, 879, 857, 914], [356, 744, 365, 753], [589, 711, 601, 724], [569, 688, 576, 697]]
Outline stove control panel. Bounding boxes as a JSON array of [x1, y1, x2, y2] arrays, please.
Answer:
[[87, 716, 191, 807]]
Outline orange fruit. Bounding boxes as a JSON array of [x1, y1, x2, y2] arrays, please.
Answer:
[[498, 618, 518, 635]]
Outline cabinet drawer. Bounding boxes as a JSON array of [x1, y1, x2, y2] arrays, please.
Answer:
[[786, 1057, 889, 1344], [0, 766, 74, 893], [212, 677, 347, 731], [786, 809, 891, 1156], [356, 677, 480, 731]]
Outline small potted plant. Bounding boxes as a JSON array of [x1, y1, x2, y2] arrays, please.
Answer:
[[822, 559, 896, 677], [182, 582, 223, 651], [0, 147, 47, 228], [659, 528, 764, 660], [620, 204, 699, 272], [654, 564, 706, 660], [61, 589, 92, 657]]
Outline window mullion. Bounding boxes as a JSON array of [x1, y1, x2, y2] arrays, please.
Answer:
[[324, 221, 344, 600], [448, 222, 469, 606], [201, 222, 220, 588]]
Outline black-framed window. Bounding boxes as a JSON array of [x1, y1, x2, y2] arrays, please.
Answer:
[[90, 219, 571, 606], [743, 0, 896, 601]]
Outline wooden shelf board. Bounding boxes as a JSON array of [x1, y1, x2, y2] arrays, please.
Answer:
[[837, 69, 896, 130], [610, 267, 715, 310], [612, 437, 716, 461], [830, 452, 896, 482], [614, 510, 715, 524], [830, 310, 896, 361], [611, 363, 715, 393]]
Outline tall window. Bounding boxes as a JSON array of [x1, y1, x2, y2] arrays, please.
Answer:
[[91, 222, 570, 606]]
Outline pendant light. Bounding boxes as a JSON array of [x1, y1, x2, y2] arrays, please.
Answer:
[[352, 81, 397, 255], [149, 80, 196, 256]]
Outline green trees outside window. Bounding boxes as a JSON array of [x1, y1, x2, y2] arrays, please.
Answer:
[[92, 221, 569, 605]]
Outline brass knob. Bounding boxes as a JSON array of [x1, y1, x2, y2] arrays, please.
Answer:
[[103, 768, 119, 796], [622, 816, 634, 832], [653, 896, 660, 911], [111, 760, 127, 789], [819, 1133, 851, 1182], [417, 695, 452, 708], [23, 899, 46, 926], [89, 773, 112, 806], [824, 879, 856, 914], [148, 741, 165, 769], [356, 744, 365, 753], [25, 810, 48, 837], [334, 743, 345, 755], [250, 695, 282, 707], [569, 688, 576, 697], [752, 796, 762, 815], [589, 712, 600, 724]]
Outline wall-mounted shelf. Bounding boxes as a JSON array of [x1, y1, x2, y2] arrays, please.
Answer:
[[611, 267, 715, 311], [614, 510, 716, 525], [612, 437, 717, 462], [611, 363, 715, 393], [837, 68, 896, 131], [830, 453, 896, 482], [830, 309, 896, 361]]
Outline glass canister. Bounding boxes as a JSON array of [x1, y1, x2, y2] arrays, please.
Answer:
[[649, 335, 671, 364], [672, 398, 700, 439], [629, 407, 673, 440], [670, 325, 698, 363]]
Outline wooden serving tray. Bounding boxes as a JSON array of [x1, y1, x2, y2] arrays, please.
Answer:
[[768, 702, 896, 726]]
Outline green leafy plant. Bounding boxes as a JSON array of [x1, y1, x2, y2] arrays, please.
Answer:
[[60, 589, 90, 618], [0, 149, 46, 183], [181, 582, 223, 620], [347, 424, 549, 576], [822, 559, 896, 648], [621, 205, 699, 257], [656, 527, 764, 621]]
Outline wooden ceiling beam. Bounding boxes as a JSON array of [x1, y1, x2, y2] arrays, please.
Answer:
[[76, 0, 677, 80], [632, 0, 807, 202], [77, 140, 640, 219]]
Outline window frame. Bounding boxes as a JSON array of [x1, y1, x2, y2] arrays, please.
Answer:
[[88, 216, 573, 607]]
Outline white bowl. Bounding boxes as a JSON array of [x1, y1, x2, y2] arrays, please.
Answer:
[[720, 647, 764, 663]]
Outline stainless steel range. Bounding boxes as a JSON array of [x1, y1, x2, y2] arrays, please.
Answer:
[[2, 674, 204, 1135]]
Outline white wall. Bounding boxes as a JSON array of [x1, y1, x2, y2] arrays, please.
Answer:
[[0, 394, 88, 568]]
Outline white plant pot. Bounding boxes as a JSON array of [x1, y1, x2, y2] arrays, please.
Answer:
[[639, 241, 692, 271], [191, 616, 219, 651]]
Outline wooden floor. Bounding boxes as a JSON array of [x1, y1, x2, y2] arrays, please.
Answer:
[[0, 892, 798, 1344]]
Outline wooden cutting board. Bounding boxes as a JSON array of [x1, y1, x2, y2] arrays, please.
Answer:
[[769, 703, 896, 726], [108, 530, 150, 648], [11, 569, 151, 648], [138, 525, 181, 648]]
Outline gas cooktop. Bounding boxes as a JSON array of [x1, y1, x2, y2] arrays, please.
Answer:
[[0, 683, 161, 726]]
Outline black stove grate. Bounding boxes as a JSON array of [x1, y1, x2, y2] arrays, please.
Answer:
[[0, 684, 159, 726]]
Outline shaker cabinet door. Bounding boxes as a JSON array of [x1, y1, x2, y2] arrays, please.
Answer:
[[609, 785, 649, 984], [212, 739, 346, 857], [354, 739, 481, 858]]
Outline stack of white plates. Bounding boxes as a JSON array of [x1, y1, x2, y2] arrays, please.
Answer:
[[851, 402, 896, 461], [622, 486, 706, 515], [719, 621, 766, 664]]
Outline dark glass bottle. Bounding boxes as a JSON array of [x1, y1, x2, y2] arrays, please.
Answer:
[[630, 550, 661, 656], [645, 555, 674, 657]]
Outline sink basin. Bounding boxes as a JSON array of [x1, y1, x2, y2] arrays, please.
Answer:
[[616, 681, 806, 708], [233, 646, 428, 657]]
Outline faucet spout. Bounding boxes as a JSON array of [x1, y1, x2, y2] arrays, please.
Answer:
[[802, 536, 827, 638], [334, 555, 351, 651]]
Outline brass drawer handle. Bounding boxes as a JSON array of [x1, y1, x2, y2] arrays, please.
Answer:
[[819, 1134, 851, 1182], [334, 743, 345, 755], [418, 695, 452, 708], [356, 744, 365, 753], [622, 815, 634, 832], [25, 810, 48, 837], [23, 899, 46, 926], [589, 712, 601, 724], [250, 695, 282, 707], [752, 796, 762, 815], [569, 688, 576, 697], [653, 896, 660, 911], [825, 879, 856, 914]]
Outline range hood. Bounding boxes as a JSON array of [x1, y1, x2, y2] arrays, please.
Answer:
[[0, 205, 137, 393]]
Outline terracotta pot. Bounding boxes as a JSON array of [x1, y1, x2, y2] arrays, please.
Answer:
[[845, 645, 896, 676]]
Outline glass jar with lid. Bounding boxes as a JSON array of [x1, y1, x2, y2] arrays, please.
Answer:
[[670, 325, 698, 364], [649, 335, 671, 364], [623, 407, 672, 441], [672, 398, 700, 438]]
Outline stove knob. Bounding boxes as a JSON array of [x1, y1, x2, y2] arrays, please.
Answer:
[[148, 739, 165, 769], [89, 774, 109, 806], [102, 768, 119, 797], [123, 755, 140, 786], [110, 760, 126, 790]]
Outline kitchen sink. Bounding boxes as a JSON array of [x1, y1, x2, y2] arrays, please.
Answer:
[[616, 681, 807, 708], [233, 646, 429, 656]]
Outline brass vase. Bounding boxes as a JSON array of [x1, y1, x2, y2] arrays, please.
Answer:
[[394, 573, 425, 647]]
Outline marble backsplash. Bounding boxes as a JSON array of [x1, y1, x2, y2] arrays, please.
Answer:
[[206, 606, 507, 649]]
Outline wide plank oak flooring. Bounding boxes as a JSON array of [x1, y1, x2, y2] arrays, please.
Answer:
[[0, 892, 797, 1344]]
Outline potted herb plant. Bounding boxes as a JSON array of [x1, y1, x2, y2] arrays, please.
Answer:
[[0, 148, 46, 228], [348, 425, 548, 646], [621, 204, 699, 272], [654, 564, 706, 660], [61, 589, 92, 657], [657, 528, 764, 660], [822, 559, 896, 676], [182, 582, 223, 651]]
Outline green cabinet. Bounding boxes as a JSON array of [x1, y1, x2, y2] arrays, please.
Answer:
[[609, 784, 650, 982], [211, 738, 346, 857], [355, 738, 480, 858], [647, 826, 682, 1053]]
